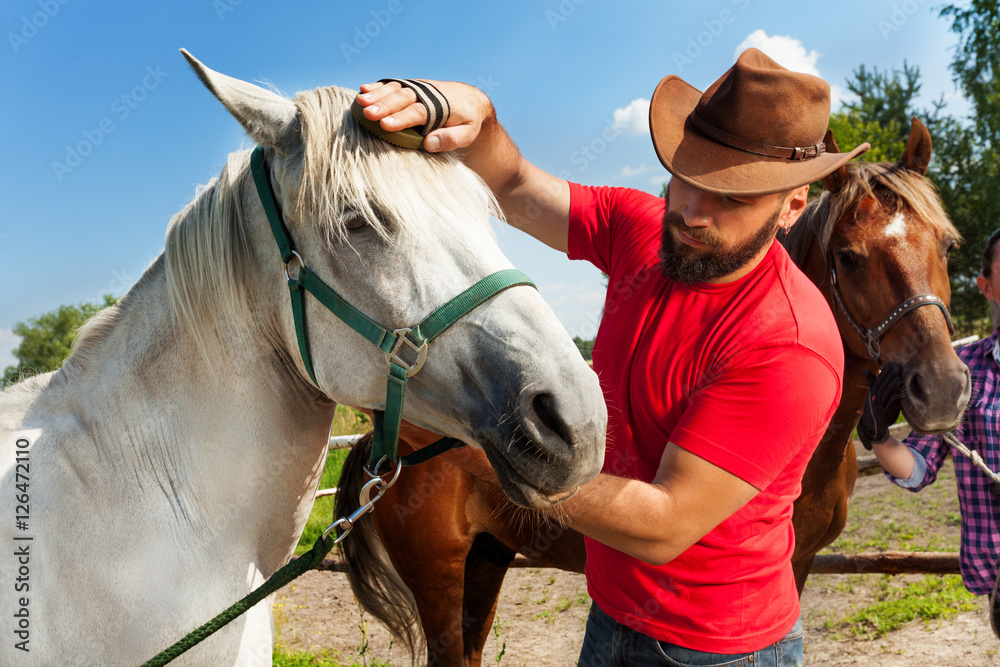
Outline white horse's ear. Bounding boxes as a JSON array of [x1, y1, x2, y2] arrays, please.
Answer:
[[181, 49, 300, 154]]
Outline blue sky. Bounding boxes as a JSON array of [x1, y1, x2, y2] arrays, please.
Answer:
[[0, 0, 967, 368]]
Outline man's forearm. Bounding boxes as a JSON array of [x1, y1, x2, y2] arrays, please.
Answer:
[[461, 111, 571, 252], [459, 109, 523, 200], [555, 473, 689, 566]]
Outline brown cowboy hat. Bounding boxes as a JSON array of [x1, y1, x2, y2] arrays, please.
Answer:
[[650, 48, 869, 196]]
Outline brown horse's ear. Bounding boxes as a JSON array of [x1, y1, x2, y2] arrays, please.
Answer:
[[898, 117, 933, 175], [821, 130, 849, 193]]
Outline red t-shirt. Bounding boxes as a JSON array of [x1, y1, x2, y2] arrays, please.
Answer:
[[568, 183, 843, 652]]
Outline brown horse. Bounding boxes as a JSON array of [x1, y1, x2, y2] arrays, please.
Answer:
[[336, 118, 971, 665], [336, 428, 585, 666], [784, 118, 970, 591]]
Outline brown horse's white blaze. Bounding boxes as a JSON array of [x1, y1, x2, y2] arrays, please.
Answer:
[[786, 117, 970, 593]]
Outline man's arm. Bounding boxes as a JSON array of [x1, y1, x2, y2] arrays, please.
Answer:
[[558, 442, 760, 565], [441, 441, 759, 566], [442, 346, 839, 565], [356, 80, 571, 252]]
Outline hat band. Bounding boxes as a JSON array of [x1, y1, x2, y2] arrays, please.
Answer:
[[690, 111, 826, 161]]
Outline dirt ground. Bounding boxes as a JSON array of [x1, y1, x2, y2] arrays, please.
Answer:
[[276, 440, 1000, 666]]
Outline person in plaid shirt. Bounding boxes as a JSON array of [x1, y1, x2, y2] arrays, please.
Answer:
[[860, 229, 1000, 630]]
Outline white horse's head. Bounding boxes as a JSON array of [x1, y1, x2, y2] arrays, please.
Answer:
[[172, 52, 606, 508]]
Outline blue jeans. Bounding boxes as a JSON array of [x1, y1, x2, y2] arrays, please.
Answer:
[[577, 602, 803, 667]]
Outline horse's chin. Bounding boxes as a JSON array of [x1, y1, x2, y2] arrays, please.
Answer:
[[901, 405, 966, 437], [479, 441, 586, 509]]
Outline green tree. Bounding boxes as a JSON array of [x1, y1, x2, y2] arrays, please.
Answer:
[[821, 61, 987, 333], [572, 336, 595, 361], [938, 1, 1000, 334], [827, 62, 932, 164], [2, 295, 117, 387], [942, 1, 1000, 146]]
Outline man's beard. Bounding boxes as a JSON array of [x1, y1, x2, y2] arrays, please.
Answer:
[[658, 204, 782, 284]]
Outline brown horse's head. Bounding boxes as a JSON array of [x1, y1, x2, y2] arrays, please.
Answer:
[[789, 118, 970, 434]]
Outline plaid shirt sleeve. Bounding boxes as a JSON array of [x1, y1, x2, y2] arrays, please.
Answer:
[[888, 431, 950, 491]]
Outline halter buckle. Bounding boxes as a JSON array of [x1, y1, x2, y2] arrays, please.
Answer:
[[387, 328, 428, 377]]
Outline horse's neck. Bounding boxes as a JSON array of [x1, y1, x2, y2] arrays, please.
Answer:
[[43, 258, 335, 573], [791, 224, 875, 469]]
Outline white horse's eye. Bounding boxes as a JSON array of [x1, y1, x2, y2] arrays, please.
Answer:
[[344, 213, 368, 230]]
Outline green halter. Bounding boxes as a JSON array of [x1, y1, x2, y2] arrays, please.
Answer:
[[249, 146, 535, 469]]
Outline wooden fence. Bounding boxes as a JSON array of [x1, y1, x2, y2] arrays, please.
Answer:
[[306, 551, 960, 575]]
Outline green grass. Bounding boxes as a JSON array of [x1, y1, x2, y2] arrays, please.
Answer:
[[820, 459, 961, 555], [294, 406, 370, 556], [532, 589, 590, 624], [829, 574, 977, 639], [272, 645, 391, 667], [272, 647, 344, 666], [811, 457, 977, 641]]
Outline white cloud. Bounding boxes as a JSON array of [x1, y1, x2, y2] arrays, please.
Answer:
[[613, 164, 649, 180], [828, 84, 845, 109], [612, 98, 651, 136], [734, 31, 844, 107], [734, 30, 820, 76], [0, 329, 20, 370]]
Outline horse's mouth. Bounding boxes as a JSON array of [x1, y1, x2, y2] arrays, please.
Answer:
[[901, 405, 967, 437], [477, 437, 584, 509], [899, 368, 971, 437]]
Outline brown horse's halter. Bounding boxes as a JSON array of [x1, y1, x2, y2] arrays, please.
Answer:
[[828, 251, 955, 364]]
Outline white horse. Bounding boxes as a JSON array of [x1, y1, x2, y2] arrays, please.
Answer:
[[0, 52, 606, 665]]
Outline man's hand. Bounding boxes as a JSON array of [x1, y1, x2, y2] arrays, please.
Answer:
[[356, 80, 491, 153], [858, 361, 905, 450], [356, 78, 572, 252]]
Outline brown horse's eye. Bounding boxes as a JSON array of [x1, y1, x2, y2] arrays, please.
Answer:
[[836, 251, 858, 271], [946, 240, 959, 259]]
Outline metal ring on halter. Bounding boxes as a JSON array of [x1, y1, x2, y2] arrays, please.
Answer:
[[363, 455, 404, 488], [829, 256, 955, 365], [322, 456, 404, 543], [284, 250, 306, 282], [866, 335, 882, 360]]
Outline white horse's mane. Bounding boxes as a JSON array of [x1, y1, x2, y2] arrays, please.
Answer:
[[74, 85, 502, 362]]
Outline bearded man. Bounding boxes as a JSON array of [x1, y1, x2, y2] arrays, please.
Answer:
[[356, 49, 869, 666]]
